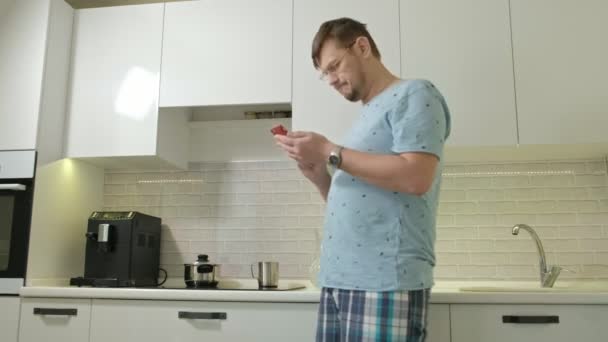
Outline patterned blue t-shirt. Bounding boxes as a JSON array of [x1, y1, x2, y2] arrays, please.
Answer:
[[318, 79, 451, 291]]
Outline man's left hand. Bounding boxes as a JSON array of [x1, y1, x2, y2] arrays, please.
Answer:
[[274, 131, 335, 164]]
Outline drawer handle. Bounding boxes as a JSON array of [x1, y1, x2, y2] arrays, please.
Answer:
[[178, 311, 227, 320], [502, 315, 559, 324], [33, 308, 78, 316]]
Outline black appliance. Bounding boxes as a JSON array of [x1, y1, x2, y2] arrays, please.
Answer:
[[0, 150, 36, 295], [70, 211, 161, 287]]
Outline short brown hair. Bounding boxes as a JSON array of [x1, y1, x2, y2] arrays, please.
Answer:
[[311, 17, 381, 68]]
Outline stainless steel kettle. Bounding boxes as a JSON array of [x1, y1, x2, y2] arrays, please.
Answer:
[[184, 254, 220, 288]]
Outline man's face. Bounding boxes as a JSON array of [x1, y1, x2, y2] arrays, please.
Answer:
[[317, 39, 363, 102]]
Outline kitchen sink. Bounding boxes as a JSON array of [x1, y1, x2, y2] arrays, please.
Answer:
[[459, 282, 608, 293]]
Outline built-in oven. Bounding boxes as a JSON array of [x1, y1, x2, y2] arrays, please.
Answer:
[[0, 150, 36, 295]]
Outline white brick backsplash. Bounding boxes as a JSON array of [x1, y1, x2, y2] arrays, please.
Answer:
[[437, 227, 477, 240], [104, 184, 125, 194], [492, 176, 530, 188], [478, 201, 518, 213], [261, 181, 300, 193], [453, 240, 494, 252], [436, 253, 469, 265], [439, 202, 477, 214], [189, 241, 222, 253], [496, 265, 537, 278], [470, 253, 509, 265], [261, 216, 300, 228], [554, 200, 599, 213], [543, 187, 588, 200], [210, 205, 248, 217], [556, 253, 594, 265], [577, 213, 608, 225], [453, 214, 496, 226], [286, 204, 322, 216], [558, 226, 603, 239], [504, 188, 544, 200], [529, 175, 574, 187], [434, 265, 459, 278], [246, 229, 282, 241], [177, 206, 210, 218], [457, 265, 497, 278], [465, 189, 504, 201], [497, 214, 537, 225], [246, 205, 286, 217], [262, 241, 299, 253], [536, 213, 578, 225], [440, 189, 467, 201], [272, 193, 311, 204], [105, 159, 608, 280], [579, 239, 608, 251], [575, 175, 608, 186], [203, 194, 237, 205], [588, 187, 608, 199], [587, 161, 608, 174], [281, 229, 317, 241]]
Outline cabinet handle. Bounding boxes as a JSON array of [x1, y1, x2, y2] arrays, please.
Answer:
[[33, 308, 78, 316], [502, 315, 559, 324], [178, 311, 227, 320]]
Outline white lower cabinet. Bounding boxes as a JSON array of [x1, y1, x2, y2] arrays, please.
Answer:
[[427, 304, 451, 342], [90, 299, 319, 342], [0, 297, 20, 342], [18, 298, 92, 342], [451, 304, 608, 342]]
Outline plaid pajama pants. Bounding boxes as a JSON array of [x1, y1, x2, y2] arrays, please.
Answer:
[[316, 287, 431, 342]]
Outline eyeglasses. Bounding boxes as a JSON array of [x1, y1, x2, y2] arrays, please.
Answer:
[[318, 41, 356, 81]]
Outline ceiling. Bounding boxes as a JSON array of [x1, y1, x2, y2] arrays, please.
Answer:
[[65, 0, 193, 9]]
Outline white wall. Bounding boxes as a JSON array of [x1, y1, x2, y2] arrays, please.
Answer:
[[27, 159, 104, 285]]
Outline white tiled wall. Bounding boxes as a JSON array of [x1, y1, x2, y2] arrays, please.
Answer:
[[104, 159, 608, 281]]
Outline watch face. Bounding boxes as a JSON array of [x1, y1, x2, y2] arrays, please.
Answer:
[[329, 155, 339, 165]]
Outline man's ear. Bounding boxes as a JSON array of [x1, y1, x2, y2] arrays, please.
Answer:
[[355, 36, 372, 58]]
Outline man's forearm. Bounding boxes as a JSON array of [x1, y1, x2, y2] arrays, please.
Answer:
[[338, 148, 437, 196]]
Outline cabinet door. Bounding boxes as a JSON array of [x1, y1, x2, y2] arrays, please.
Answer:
[[90, 299, 318, 342], [19, 298, 92, 342], [400, 0, 517, 146], [160, 0, 292, 107], [427, 304, 450, 342], [0, 297, 20, 342], [0, 0, 50, 150], [511, 0, 608, 144], [65, 3, 164, 158], [292, 0, 401, 144], [451, 304, 608, 342]]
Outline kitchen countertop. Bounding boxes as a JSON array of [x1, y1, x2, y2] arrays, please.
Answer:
[[20, 279, 608, 304]]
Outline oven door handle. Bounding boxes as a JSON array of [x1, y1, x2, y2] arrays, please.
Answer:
[[0, 184, 27, 191]]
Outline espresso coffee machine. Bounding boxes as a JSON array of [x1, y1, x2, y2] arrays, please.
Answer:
[[70, 211, 161, 287]]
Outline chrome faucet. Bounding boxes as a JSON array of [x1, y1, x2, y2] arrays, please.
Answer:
[[512, 224, 562, 287]]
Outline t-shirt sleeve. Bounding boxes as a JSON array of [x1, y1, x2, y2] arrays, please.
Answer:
[[388, 86, 449, 159]]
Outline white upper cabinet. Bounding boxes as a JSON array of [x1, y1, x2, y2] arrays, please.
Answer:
[[0, 0, 73, 165], [160, 0, 293, 107], [65, 3, 188, 168], [0, 0, 50, 151], [510, 0, 608, 145], [292, 0, 401, 144], [400, 0, 518, 146]]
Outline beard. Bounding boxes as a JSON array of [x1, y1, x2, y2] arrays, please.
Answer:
[[338, 82, 361, 102]]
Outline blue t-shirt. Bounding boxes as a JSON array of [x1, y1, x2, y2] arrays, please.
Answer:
[[318, 79, 451, 291]]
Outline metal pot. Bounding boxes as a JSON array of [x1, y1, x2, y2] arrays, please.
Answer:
[[184, 254, 220, 288]]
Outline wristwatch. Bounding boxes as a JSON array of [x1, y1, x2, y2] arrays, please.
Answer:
[[328, 145, 344, 169]]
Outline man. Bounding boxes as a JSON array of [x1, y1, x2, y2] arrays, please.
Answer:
[[275, 17, 451, 341]]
